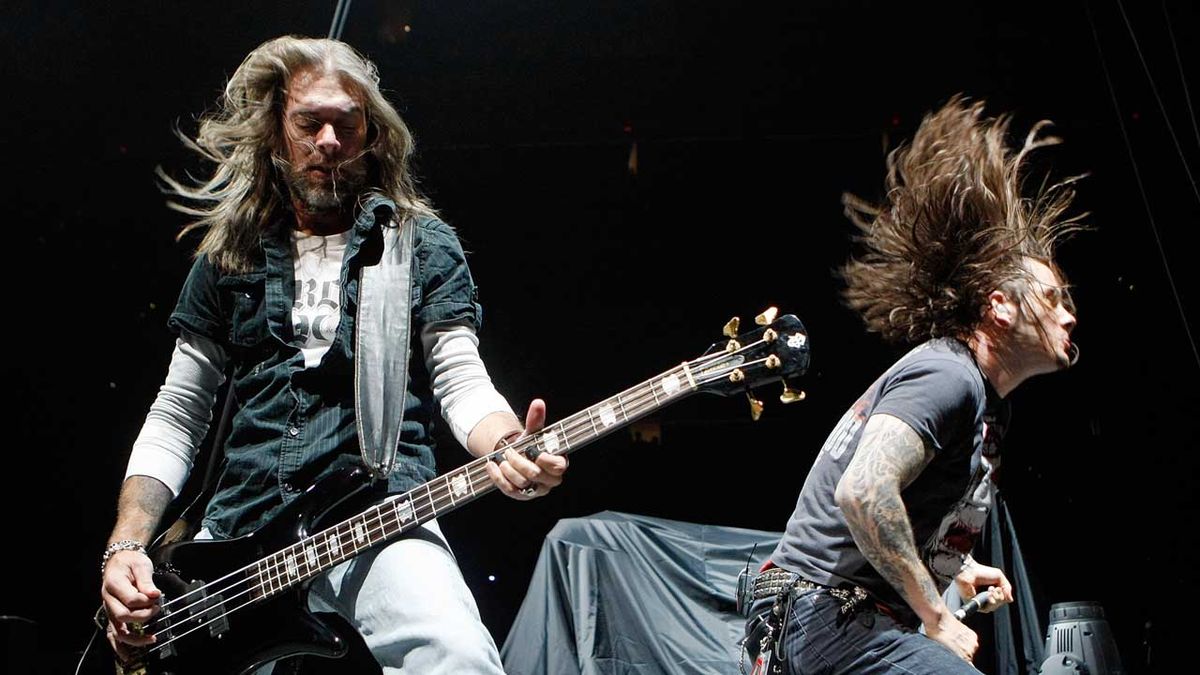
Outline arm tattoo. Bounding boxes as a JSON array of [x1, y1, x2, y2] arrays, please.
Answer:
[[838, 414, 943, 616], [111, 475, 174, 545]]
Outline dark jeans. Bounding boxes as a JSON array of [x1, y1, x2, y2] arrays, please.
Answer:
[[747, 589, 981, 674]]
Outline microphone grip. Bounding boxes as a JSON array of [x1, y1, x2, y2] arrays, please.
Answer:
[[953, 589, 993, 621]]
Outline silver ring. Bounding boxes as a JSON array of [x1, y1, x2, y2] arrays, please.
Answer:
[[520, 486, 537, 497]]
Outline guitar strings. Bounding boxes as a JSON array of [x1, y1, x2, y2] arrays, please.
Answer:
[[142, 356, 704, 625], [141, 348, 787, 654], [143, 348, 781, 652], [141, 349, 769, 653], [141, 371, 682, 654], [139, 362, 691, 650]]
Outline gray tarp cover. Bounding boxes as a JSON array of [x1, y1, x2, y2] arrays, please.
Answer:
[[499, 511, 781, 675], [500, 499, 1040, 675]]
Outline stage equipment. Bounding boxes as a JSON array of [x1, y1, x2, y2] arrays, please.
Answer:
[[1037, 601, 1124, 674]]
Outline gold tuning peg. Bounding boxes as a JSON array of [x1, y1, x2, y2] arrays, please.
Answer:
[[747, 393, 764, 421], [723, 316, 741, 338], [780, 382, 806, 404], [755, 307, 779, 326]]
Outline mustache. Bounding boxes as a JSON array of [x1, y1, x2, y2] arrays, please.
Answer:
[[300, 146, 371, 173], [282, 157, 369, 211], [302, 161, 364, 175]]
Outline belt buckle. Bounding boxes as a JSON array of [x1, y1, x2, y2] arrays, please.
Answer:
[[826, 586, 869, 614]]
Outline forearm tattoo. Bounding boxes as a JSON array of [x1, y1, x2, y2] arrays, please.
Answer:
[[839, 414, 942, 613], [113, 475, 174, 544]]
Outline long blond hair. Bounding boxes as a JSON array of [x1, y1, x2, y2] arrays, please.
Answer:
[[841, 95, 1085, 344], [160, 35, 435, 273]]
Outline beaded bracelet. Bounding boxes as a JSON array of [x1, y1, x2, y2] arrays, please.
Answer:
[[100, 540, 147, 574]]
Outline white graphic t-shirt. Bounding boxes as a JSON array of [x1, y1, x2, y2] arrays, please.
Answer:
[[291, 230, 348, 368]]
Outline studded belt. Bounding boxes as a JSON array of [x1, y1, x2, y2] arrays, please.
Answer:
[[751, 567, 871, 614]]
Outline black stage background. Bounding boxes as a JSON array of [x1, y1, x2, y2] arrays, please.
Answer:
[[3, 1, 1198, 672]]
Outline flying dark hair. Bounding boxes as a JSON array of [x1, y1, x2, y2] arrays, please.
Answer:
[[840, 95, 1085, 344]]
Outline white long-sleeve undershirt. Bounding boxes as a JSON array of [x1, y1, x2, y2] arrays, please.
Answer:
[[124, 324, 514, 497]]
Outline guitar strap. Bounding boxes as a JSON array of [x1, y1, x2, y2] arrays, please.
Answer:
[[353, 214, 416, 480]]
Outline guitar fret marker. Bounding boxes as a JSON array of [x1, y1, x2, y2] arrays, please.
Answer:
[[328, 534, 341, 558], [599, 404, 617, 427], [353, 521, 367, 544], [305, 546, 318, 568], [544, 431, 560, 453], [286, 554, 298, 578], [661, 374, 681, 395], [451, 474, 468, 497], [396, 499, 414, 523]]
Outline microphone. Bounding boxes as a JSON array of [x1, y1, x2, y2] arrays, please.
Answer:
[[953, 589, 995, 621]]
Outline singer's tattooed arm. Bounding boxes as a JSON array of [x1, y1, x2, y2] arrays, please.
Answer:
[[834, 413, 945, 625]]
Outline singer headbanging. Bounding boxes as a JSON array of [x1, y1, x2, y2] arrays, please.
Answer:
[[741, 96, 1084, 674]]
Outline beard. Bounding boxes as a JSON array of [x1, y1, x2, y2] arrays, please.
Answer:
[[284, 158, 369, 213]]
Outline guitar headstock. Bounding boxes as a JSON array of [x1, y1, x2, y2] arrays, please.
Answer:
[[687, 307, 811, 419]]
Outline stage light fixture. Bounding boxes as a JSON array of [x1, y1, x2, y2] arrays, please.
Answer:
[[1037, 601, 1124, 674]]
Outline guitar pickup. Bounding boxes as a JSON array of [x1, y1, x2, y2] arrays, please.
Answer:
[[185, 580, 231, 638]]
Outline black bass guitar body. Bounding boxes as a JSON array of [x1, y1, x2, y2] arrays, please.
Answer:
[[141, 469, 375, 674]]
